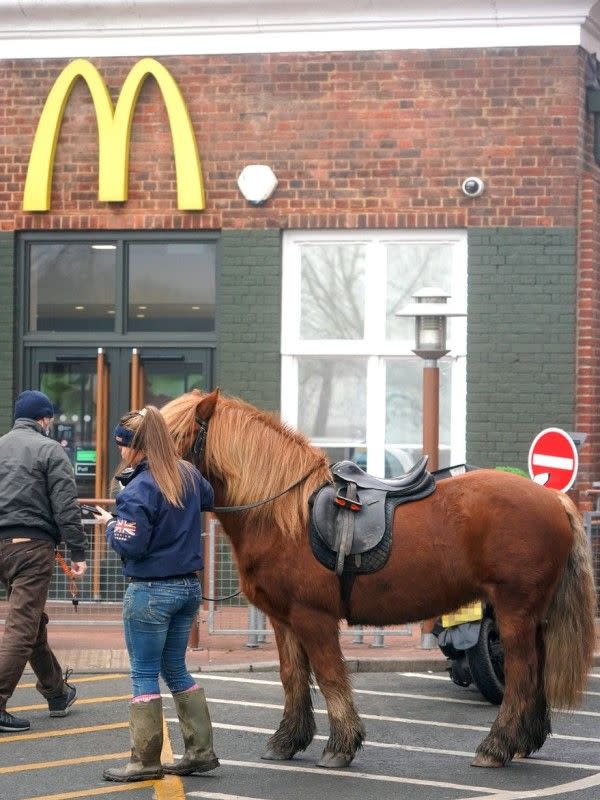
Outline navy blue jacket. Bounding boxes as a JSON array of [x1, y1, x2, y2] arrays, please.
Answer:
[[105, 461, 214, 579]]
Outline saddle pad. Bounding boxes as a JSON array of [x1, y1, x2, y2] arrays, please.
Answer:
[[309, 477, 436, 575], [309, 494, 393, 573], [311, 485, 387, 553]]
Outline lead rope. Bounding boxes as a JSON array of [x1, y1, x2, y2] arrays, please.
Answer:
[[55, 552, 79, 612]]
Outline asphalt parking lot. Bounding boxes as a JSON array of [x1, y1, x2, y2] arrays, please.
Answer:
[[1, 668, 599, 800]]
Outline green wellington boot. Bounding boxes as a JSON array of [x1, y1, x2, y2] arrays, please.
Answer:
[[103, 697, 164, 782], [163, 688, 220, 775]]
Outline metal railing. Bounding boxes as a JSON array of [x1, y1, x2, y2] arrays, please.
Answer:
[[205, 515, 413, 645], [0, 504, 428, 646], [6, 487, 597, 641]]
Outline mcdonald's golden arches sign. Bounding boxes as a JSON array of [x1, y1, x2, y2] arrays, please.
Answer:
[[23, 58, 205, 212]]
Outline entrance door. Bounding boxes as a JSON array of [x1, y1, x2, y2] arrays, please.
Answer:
[[27, 346, 211, 603], [29, 347, 212, 497]]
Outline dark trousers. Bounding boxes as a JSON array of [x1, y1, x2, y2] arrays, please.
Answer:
[[0, 539, 64, 710]]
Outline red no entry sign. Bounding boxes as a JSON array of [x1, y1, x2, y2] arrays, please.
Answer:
[[527, 427, 578, 492]]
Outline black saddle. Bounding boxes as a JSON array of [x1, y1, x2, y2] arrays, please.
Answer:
[[331, 455, 430, 493], [309, 456, 436, 583]]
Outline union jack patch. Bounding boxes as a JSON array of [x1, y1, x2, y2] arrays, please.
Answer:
[[113, 518, 137, 540]]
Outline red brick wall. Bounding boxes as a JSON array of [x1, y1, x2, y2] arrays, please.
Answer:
[[576, 169, 600, 506], [573, 51, 600, 506], [0, 47, 586, 232], [2, 46, 600, 502]]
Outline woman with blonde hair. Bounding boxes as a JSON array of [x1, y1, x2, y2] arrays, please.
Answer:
[[94, 406, 218, 783]]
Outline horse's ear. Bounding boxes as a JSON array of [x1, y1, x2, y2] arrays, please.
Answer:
[[196, 387, 220, 422]]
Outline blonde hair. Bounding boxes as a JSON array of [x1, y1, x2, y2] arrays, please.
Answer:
[[115, 405, 192, 507]]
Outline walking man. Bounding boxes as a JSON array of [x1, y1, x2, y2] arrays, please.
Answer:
[[0, 390, 88, 731]]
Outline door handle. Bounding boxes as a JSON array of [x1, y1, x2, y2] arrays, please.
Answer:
[[139, 356, 186, 362]]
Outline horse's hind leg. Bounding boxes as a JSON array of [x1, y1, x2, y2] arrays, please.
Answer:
[[262, 619, 316, 761], [473, 612, 549, 768], [514, 621, 551, 758], [290, 610, 365, 768]]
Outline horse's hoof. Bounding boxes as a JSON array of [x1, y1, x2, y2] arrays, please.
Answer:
[[317, 749, 352, 769], [471, 753, 504, 768], [261, 748, 294, 761]]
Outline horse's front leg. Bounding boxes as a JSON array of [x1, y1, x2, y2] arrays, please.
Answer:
[[290, 609, 365, 768], [262, 618, 316, 761]]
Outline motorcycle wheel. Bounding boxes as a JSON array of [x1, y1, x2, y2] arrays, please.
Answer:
[[466, 615, 505, 705]]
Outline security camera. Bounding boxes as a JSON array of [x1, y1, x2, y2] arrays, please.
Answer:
[[461, 177, 485, 197]]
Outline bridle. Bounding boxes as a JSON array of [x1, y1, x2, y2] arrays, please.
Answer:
[[190, 416, 323, 514], [191, 417, 209, 468]]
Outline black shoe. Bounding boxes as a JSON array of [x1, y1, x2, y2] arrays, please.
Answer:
[[0, 710, 31, 732], [48, 669, 77, 718]]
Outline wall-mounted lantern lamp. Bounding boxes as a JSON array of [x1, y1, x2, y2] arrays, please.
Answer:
[[586, 55, 600, 166], [587, 89, 600, 166]]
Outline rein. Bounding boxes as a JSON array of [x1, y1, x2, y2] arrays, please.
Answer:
[[189, 415, 323, 513], [55, 551, 79, 611], [201, 464, 320, 600], [214, 463, 322, 513]]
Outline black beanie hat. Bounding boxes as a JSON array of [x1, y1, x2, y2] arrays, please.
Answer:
[[14, 390, 54, 421]]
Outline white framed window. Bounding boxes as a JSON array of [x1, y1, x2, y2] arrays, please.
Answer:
[[281, 230, 467, 477]]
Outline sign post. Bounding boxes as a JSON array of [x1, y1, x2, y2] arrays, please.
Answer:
[[527, 427, 579, 492]]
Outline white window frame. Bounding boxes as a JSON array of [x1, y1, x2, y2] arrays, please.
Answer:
[[281, 229, 467, 476]]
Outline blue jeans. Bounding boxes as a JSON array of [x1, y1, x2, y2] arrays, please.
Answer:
[[123, 577, 201, 697]]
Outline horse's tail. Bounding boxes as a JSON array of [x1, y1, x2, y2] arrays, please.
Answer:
[[544, 492, 597, 709]]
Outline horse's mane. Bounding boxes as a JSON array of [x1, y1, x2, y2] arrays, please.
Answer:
[[162, 390, 332, 539]]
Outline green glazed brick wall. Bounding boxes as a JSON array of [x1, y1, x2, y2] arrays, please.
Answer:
[[0, 233, 14, 435], [466, 227, 576, 470], [218, 230, 281, 411]]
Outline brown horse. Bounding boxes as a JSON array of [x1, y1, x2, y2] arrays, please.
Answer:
[[162, 388, 597, 770]]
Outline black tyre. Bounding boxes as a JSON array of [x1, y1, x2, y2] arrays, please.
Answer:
[[466, 615, 505, 705]]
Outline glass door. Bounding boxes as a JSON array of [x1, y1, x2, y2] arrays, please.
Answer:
[[28, 346, 212, 604], [132, 348, 210, 410], [32, 350, 106, 498], [29, 347, 212, 495], [32, 348, 122, 497]]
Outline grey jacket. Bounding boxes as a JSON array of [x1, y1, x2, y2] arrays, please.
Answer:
[[0, 419, 86, 561]]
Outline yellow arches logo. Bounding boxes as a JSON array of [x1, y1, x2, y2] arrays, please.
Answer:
[[23, 58, 205, 212]]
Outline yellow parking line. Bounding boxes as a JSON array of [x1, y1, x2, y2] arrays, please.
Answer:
[[19, 783, 156, 799], [12, 695, 131, 713], [155, 774, 185, 800], [155, 714, 185, 800], [0, 751, 130, 774], [6, 716, 186, 799], [0, 721, 128, 743], [3, 701, 182, 800], [17, 674, 128, 690]]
